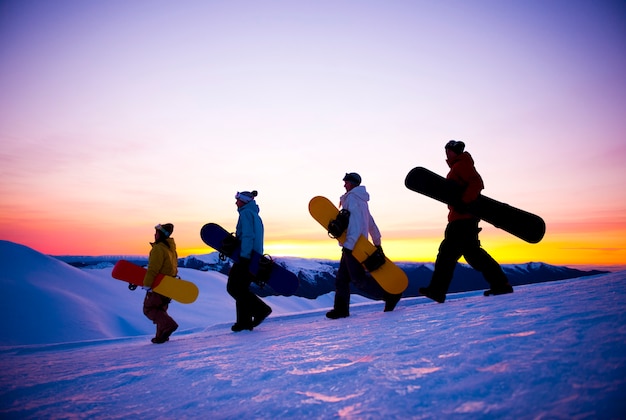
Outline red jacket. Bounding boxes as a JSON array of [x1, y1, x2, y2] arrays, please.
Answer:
[[446, 152, 484, 222]]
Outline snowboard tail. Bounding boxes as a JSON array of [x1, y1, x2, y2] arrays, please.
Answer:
[[404, 166, 546, 243], [200, 223, 299, 296], [308, 196, 408, 295], [111, 260, 199, 304]]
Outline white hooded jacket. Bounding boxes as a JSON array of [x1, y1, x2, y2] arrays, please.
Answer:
[[339, 185, 381, 250]]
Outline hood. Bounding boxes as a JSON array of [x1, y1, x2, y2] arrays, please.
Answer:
[[447, 151, 475, 168], [342, 185, 370, 202], [238, 200, 260, 214], [151, 237, 177, 252]]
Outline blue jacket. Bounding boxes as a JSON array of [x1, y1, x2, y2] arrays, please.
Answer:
[[236, 201, 264, 259]]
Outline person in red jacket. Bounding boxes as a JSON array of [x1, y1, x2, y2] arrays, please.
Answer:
[[419, 141, 513, 303], [143, 223, 179, 343]]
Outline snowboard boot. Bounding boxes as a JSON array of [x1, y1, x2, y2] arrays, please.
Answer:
[[419, 287, 446, 303], [326, 309, 349, 319], [161, 322, 178, 341], [252, 307, 272, 328], [231, 322, 254, 332], [152, 321, 178, 344], [383, 292, 402, 312], [326, 295, 349, 319], [484, 283, 514, 297]]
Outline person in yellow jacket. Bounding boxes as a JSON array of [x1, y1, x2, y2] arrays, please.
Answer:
[[143, 223, 179, 344]]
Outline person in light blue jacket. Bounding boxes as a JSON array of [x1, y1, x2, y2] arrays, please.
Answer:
[[227, 190, 272, 332]]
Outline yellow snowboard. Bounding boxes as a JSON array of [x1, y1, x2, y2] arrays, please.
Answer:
[[308, 196, 408, 294], [112, 260, 198, 304]]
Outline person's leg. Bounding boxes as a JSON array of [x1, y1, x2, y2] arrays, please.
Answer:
[[144, 292, 177, 343], [420, 222, 464, 303], [143, 291, 161, 337], [250, 294, 272, 327], [343, 251, 401, 311], [327, 252, 351, 318], [344, 251, 385, 300], [227, 263, 254, 330], [461, 221, 513, 296]]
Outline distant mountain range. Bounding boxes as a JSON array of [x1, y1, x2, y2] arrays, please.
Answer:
[[56, 253, 609, 300]]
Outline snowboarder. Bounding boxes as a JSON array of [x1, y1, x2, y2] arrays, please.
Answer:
[[143, 223, 179, 343], [419, 141, 513, 303], [227, 190, 272, 332], [326, 173, 402, 319]]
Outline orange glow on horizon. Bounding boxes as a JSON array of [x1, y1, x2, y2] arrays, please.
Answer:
[[2, 208, 625, 269], [3, 230, 625, 271], [180, 228, 626, 268], [6, 189, 624, 268]]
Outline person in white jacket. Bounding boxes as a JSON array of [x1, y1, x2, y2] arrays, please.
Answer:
[[326, 173, 402, 319]]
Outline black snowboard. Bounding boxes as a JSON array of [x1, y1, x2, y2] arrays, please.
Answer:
[[200, 223, 299, 296], [404, 167, 545, 243]]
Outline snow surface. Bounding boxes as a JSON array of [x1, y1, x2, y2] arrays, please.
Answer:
[[1, 240, 625, 418]]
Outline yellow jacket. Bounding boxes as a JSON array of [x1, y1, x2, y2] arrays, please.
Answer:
[[143, 238, 178, 287]]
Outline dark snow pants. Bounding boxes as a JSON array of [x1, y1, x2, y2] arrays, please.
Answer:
[[428, 218, 510, 295], [143, 291, 178, 339], [334, 249, 386, 311], [227, 261, 271, 325]]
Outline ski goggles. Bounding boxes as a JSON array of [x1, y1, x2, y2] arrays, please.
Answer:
[[235, 192, 255, 203], [155, 224, 171, 237]]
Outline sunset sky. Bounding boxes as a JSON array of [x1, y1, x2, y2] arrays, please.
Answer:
[[1, 0, 625, 269]]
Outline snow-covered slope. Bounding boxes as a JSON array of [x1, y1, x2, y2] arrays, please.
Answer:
[[0, 240, 612, 346], [0, 240, 370, 346], [0, 240, 624, 418]]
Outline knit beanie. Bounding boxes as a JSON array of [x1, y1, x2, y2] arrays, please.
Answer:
[[155, 223, 174, 237], [235, 190, 258, 204], [342, 172, 362, 186], [445, 140, 465, 154]]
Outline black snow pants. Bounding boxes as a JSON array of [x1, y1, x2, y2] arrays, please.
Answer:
[[334, 249, 386, 312], [227, 261, 271, 325], [428, 218, 510, 295]]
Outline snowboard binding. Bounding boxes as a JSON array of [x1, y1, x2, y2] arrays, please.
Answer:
[[254, 254, 274, 288], [363, 247, 386, 272], [328, 209, 350, 239], [219, 232, 239, 261]]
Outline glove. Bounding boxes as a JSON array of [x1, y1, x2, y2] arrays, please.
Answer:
[[454, 197, 476, 214], [376, 245, 383, 254], [239, 257, 251, 270], [142, 286, 152, 292]]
